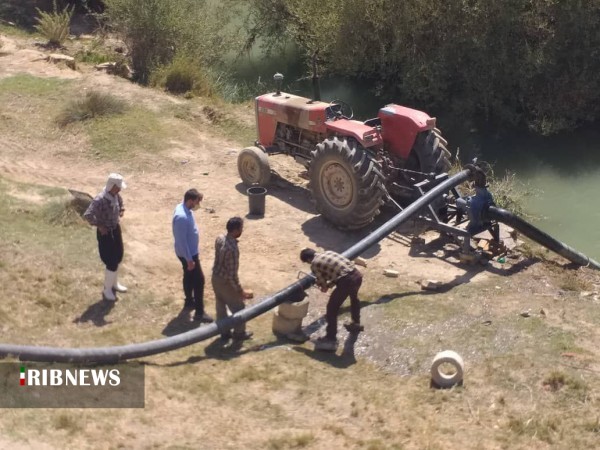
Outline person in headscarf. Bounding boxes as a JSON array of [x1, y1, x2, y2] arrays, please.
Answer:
[[84, 173, 128, 301]]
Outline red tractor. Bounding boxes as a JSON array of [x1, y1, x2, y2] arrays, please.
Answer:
[[238, 73, 452, 229]]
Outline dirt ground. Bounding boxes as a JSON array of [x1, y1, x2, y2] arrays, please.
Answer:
[[2, 32, 600, 450], [0, 33, 495, 343]]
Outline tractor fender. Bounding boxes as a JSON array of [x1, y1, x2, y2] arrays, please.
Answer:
[[378, 104, 436, 159], [325, 119, 381, 148]]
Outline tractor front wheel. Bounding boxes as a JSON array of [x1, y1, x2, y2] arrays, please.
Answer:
[[309, 137, 385, 229], [238, 146, 271, 186]]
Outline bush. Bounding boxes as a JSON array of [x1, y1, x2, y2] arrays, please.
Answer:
[[150, 55, 216, 96], [245, 0, 600, 135], [56, 91, 126, 127], [34, 0, 74, 47], [103, 0, 243, 84]]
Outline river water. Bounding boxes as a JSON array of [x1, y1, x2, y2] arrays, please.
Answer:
[[230, 51, 600, 261]]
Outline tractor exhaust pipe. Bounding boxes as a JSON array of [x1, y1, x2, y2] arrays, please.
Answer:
[[273, 72, 284, 96]]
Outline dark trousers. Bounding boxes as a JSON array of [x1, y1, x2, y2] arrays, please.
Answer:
[[97, 225, 124, 272], [178, 255, 205, 314], [326, 269, 363, 339]]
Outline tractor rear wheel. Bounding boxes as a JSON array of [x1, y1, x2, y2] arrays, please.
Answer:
[[309, 137, 385, 229], [407, 129, 452, 176], [238, 146, 271, 186]]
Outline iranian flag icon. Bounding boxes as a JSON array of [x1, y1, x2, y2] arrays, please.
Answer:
[[20, 366, 25, 386]]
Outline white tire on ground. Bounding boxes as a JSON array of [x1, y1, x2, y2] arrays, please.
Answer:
[[431, 350, 464, 388]]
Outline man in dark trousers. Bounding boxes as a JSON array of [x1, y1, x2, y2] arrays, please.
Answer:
[[300, 248, 364, 351], [212, 217, 254, 341], [465, 167, 500, 242], [172, 189, 213, 323], [84, 173, 129, 301]]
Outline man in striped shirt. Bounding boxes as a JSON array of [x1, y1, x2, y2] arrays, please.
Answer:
[[300, 248, 364, 351], [212, 217, 254, 341]]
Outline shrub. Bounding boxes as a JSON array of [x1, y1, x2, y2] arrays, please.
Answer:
[[34, 0, 74, 47], [56, 91, 126, 127], [453, 158, 535, 219], [150, 55, 216, 97], [103, 0, 243, 84]]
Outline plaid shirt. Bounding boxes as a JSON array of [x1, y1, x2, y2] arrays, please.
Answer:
[[311, 251, 355, 288], [212, 234, 242, 292], [84, 190, 124, 230]]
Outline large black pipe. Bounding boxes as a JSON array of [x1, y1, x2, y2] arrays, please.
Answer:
[[0, 170, 472, 363], [487, 206, 600, 270]]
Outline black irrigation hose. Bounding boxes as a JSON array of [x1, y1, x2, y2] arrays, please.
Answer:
[[487, 206, 600, 270], [0, 170, 473, 363]]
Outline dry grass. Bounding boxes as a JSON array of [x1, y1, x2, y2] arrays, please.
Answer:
[[2, 179, 598, 449], [56, 91, 127, 127], [0, 64, 599, 450]]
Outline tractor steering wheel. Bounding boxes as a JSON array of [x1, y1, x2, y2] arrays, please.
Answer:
[[328, 100, 354, 120]]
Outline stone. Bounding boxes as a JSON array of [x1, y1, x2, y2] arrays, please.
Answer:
[[354, 256, 367, 267], [47, 53, 76, 70], [383, 269, 399, 278], [420, 279, 442, 291]]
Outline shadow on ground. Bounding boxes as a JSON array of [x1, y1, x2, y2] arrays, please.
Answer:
[[74, 297, 116, 327], [161, 307, 202, 337]]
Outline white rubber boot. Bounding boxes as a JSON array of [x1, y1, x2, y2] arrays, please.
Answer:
[[113, 270, 128, 293], [103, 270, 117, 301]]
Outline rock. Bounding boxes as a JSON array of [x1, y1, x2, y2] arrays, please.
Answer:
[[354, 256, 368, 267], [47, 53, 76, 70], [383, 269, 399, 278], [520, 310, 531, 318], [95, 61, 133, 79], [420, 279, 442, 291]]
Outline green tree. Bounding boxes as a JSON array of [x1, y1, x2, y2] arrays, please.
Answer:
[[103, 0, 241, 84], [243, 0, 600, 135]]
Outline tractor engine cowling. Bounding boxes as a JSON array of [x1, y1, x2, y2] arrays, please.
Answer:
[[255, 93, 329, 147]]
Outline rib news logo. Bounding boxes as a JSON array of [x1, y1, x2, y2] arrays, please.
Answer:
[[1, 363, 144, 407], [19, 365, 121, 387]]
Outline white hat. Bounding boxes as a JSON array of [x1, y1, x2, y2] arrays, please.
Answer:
[[106, 173, 127, 191]]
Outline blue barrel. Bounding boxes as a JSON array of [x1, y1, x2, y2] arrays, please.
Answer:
[[247, 186, 267, 216]]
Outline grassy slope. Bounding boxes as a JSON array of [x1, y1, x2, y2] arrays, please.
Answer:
[[0, 67, 599, 449]]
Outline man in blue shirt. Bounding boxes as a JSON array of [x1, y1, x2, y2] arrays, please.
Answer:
[[172, 189, 213, 323], [466, 169, 499, 242]]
